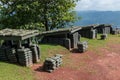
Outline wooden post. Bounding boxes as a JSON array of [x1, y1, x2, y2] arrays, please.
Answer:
[[28, 38, 32, 46], [18, 40, 22, 48], [65, 34, 67, 39]]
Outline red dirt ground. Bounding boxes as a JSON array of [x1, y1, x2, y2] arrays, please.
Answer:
[[31, 44, 120, 80]]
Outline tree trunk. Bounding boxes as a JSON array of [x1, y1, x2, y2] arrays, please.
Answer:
[[45, 18, 49, 31], [44, 3, 49, 31]]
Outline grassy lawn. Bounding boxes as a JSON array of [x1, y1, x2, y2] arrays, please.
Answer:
[[81, 34, 120, 48], [0, 62, 34, 80], [81, 34, 107, 48]]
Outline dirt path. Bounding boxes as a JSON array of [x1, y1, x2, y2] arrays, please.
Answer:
[[31, 44, 120, 80]]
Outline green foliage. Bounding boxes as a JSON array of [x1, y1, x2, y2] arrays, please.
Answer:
[[0, 0, 80, 30]]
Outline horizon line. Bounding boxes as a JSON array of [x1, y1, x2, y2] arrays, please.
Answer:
[[74, 10, 120, 12]]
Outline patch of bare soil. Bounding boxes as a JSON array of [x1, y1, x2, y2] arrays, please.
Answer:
[[31, 44, 120, 80]]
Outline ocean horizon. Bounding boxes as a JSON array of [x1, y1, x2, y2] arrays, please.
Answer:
[[74, 11, 120, 28]]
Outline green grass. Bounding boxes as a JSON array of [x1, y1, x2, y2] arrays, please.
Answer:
[[0, 62, 34, 80], [40, 44, 70, 63], [81, 34, 120, 54], [80, 34, 112, 49], [81, 34, 107, 47]]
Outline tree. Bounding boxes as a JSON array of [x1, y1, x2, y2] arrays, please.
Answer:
[[0, 0, 80, 31]]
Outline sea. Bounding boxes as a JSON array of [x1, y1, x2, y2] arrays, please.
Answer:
[[74, 11, 120, 28]]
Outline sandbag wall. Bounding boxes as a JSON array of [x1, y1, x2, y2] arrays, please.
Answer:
[[6, 48, 17, 63], [41, 37, 66, 46], [17, 48, 33, 67], [0, 47, 17, 62], [29, 44, 40, 63], [0, 47, 8, 61], [95, 24, 112, 34], [69, 32, 80, 48], [41, 37, 71, 50], [0, 44, 40, 67], [111, 28, 120, 35], [40, 32, 80, 50], [78, 29, 97, 39]]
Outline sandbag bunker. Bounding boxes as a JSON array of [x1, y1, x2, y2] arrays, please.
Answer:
[[39, 27, 82, 50], [78, 25, 97, 39], [0, 29, 40, 67], [111, 28, 120, 35], [39, 27, 89, 52]]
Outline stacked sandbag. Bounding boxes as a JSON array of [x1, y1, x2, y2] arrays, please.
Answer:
[[17, 48, 33, 67], [43, 58, 56, 73], [101, 34, 107, 40], [51, 54, 63, 67], [29, 44, 40, 63], [0, 47, 8, 61], [64, 38, 71, 50], [112, 30, 119, 35], [43, 54, 63, 73], [6, 48, 17, 63], [77, 41, 88, 53]]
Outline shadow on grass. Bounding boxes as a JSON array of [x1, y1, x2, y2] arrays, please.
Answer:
[[97, 38, 103, 40], [34, 66, 45, 72], [40, 43, 69, 50], [71, 48, 85, 54], [34, 65, 52, 73], [39, 43, 60, 46], [0, 60, 20, 66]]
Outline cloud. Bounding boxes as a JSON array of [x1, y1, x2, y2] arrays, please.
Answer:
[[75, 0, 120, 11]]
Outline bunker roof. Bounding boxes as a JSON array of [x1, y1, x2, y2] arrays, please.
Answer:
[[77, 24, 112, 30], [94, 24, 112, 28], [39, 27, 82, 36], [0, 28, 39, 40], [80, 25, 96, 29]]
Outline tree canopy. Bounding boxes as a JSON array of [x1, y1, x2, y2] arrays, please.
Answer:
[[0, 0, 80, 31]]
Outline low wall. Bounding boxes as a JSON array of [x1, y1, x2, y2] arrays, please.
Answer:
[[79, 29, 97, 39], [41, 37, 71, 50], [95, 24, 112, 34]]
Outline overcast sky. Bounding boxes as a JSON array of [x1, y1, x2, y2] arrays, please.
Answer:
[[75, 0, 120, 11]]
